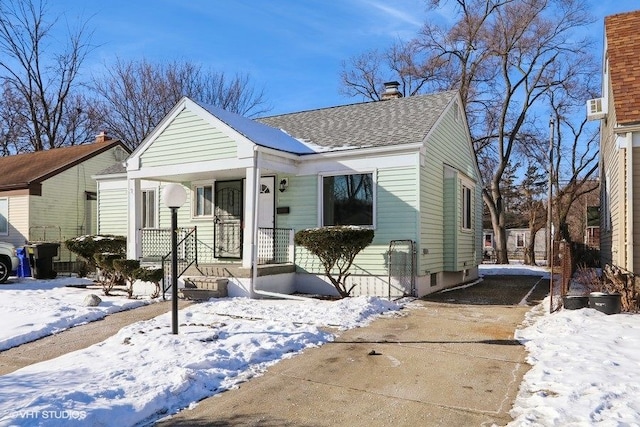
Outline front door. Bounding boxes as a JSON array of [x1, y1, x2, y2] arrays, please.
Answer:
[[214, 180, 243, 258]]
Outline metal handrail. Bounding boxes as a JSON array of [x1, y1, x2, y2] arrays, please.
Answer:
[[161, 227, 198, 299]]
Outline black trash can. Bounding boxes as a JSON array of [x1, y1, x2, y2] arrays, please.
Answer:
[[26, 243, 60, 279], [563, 295, 589, 310], [588, 292, 622, 315]]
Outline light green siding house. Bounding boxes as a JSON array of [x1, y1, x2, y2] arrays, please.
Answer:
[[96, 88, 482, 298], [0, 136, 129, 271]]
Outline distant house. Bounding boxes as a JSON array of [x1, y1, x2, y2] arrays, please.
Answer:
[[96, 87, 483, 298], [592, 10, 640, 272], [482, 228, 547, 262], [0, 134, 129, 270]]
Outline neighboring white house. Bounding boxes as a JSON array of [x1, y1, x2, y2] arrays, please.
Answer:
[[95, 87, 483, 298], [0, 135, 129, 271]]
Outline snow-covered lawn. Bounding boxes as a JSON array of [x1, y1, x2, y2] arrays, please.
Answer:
[[0, 276, 401, 426], [0, 277, 153, 351], [481, 264, 640, 426], [1, 266, 639, 426]]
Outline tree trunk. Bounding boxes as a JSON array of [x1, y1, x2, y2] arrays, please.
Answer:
[[524, 234, 537, 265], [485, 190, 509, 264]]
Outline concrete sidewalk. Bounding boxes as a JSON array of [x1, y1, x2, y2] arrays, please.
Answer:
[[158, 300, 532, 427]]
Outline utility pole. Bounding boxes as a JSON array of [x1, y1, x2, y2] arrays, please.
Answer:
[[548, 116, 554, 310]]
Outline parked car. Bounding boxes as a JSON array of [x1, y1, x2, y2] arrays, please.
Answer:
[[0, 241, 20, 283]]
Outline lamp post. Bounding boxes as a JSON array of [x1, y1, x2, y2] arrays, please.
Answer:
[[162, 183, 187, 334]]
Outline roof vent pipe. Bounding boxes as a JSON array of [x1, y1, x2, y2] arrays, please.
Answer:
[[381, 81, 403, 100]]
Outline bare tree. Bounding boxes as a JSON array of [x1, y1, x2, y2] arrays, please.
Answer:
[[0, 0, 96, 152], [0, 82, 27, 155], [340, 0, 595, 264], [90, 58, 271, 150], [515, 165, 547, 265], [546, 57, 600, 244]]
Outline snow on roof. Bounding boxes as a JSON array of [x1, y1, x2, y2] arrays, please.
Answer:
[[197, 102, 317, 155]]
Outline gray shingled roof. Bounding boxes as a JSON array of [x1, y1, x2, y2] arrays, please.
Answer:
[[257, 91, 457, 151]]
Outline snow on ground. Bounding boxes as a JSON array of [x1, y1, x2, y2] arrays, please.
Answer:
[[0, 266, 639, 426], [0, 275, 402, 426], [479, 263, 550, 277], [489, 264, 640, 426], [510, 300, 640, 426], [0, 277, 155, 351]]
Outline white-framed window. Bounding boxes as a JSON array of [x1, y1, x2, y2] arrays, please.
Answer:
[[193, 184, 213, 218], [462, 184, 472, 230], [0, 198, 7, 235], [141, 189, 156, 229], [321, 172, 374, 227], [484, 233, 493, 248], [515, 232, 526, 248]]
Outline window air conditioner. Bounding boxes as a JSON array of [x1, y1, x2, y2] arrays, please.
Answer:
[[586, 98, 607, 121]]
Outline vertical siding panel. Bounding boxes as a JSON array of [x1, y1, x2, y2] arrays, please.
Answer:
[[442, 172, 456, 269], [600, 77, 618, 268]]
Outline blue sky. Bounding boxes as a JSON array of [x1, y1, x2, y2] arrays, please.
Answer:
[[50, 0, 640, 116]]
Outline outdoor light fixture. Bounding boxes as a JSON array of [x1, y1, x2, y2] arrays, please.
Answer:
[[162, 183, 187, 334], [279, 178, 289, 192]]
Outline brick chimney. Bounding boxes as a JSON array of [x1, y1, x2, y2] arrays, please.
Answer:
[[95, 131, 108, 143], [381, 81, 403, 100]]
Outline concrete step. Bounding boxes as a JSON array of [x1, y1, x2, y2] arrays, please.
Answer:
[[179, 276, 229, 300], [182, 276, 228, 291], [180, 288, 227, 301]]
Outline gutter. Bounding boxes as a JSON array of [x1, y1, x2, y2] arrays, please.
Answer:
[[249, 146, 310, 301]]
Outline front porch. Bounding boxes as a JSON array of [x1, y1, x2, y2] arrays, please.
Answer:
[[139, 226, 296, 299]]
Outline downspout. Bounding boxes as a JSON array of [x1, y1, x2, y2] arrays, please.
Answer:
[[626, 132, 634, 271], [250, 147, 310, 301]]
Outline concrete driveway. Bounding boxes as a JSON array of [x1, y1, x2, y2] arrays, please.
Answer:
[[159, 274, 548, 427]]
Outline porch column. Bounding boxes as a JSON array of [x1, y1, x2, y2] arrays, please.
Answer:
[[243, 166, 258, 268], [127, 178, 142, 260]]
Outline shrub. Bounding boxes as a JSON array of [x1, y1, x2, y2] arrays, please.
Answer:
[[113, 259, 141, 298], [134, 267, 164, 299], [65, 235, 126, 272], [294, 226, 374, 298], [94, 252, 125, 295]]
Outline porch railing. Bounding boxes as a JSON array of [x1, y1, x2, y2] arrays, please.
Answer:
[[257, 227, 294, 265], [140, 227, 195, 260], [140, 226, 291, 278]]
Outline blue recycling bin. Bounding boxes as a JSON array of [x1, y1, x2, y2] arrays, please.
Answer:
[[16, 247, 31, 278]]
